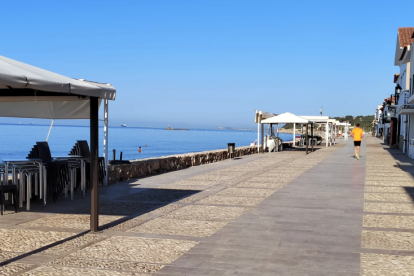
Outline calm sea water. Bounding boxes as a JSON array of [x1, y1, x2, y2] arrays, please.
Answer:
[[0, 124, 293, 161]]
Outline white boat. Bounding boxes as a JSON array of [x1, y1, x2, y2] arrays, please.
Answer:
[[120, 124, 126, 127]]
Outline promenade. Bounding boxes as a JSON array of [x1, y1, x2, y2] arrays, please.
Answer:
[[1, 137, 414, 275]]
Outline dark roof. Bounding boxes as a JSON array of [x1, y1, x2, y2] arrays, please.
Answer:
[[398, 27, 414, 47]]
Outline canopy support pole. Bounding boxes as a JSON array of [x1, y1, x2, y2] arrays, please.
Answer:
[[326, 123, 329, 147], [103, 99, 109, 186], [292, 123, 295, 147], [90, 97, 99, 232], [257, 119, 260, 153], [306, 124, 309, 154], [261, 123, 264, 153], [345, 124, 348, 140], [311, 123, 314, 152], [330, 123, 332, 146], [46, 119, 54, 142]]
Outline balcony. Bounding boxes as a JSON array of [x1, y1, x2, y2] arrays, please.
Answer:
[[408, 93, 414, 104], [397, 104, 414, 115]]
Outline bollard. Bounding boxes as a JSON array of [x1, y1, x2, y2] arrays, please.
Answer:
[[120, 151, 123, 161], [112, 149, 116, 160]]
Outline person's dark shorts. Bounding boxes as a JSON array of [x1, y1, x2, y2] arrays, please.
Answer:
[[354, 141, 361, 146]]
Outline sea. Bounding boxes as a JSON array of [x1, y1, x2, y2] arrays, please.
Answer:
[[0, 124, 293, 161]]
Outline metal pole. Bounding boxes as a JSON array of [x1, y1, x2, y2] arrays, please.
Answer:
[[306, 124, 309, 154], [293, 123, 295, 147], [261, 123, 264, 153], [311, 123, 314, 152], [90, 97, 99, 232], [257, 119, 260, 153], [103, 99, 109, 186], [46, 119, 54, 141], [326, 123, 329, 147]]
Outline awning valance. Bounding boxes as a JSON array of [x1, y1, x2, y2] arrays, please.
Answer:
[[261, 112, 309, 124], [0, 55, 116, 119]]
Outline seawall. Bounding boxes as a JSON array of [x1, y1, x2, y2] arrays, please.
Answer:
[[108, 146, 258, 183]]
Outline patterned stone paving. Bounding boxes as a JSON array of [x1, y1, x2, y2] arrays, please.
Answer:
[[0, 229, 76, 252], [128, 218, 228, 237], [363, 214, 414, 229], [19, 214, 123, 230], [361, 253, 414, 276], [0, 263, 34, 276], [0, 141, 388, 275], [361, 138, 414, 275], [70, 236, 198, 263], [196, 195, 266, 206], [20, 266, 150, 276], [162, 205, 248, 221]]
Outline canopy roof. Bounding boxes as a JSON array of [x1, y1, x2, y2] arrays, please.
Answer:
[[0, 55, 116, 119], [261, 112, 309, 124], [300, 116, 336, 124]]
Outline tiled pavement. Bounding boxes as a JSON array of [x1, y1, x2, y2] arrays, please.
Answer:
[[1, 137, 414, 275]]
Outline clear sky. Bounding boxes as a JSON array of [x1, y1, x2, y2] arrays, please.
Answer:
[[1, 0, 412, 129]]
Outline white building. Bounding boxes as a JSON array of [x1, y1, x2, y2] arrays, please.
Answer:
[[374, 104, 383, 137], [395, 27, 414, 157]]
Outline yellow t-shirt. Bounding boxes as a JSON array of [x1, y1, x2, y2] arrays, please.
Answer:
[[351, 127, 363, 141]]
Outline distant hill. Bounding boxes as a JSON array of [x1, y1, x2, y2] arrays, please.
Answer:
[[333, 115, 374, 131], [281, 115, 374, 131]]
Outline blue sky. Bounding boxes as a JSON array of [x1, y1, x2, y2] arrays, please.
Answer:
[[1, 0, 412, 129]]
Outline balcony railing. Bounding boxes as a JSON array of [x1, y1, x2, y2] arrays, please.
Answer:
[[397, 104, 414, 114]]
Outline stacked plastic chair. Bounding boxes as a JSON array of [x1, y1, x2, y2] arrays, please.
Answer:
[[68, 140, 106, 191]]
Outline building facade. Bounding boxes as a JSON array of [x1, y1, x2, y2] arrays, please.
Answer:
[[395, 28, 414, 157]]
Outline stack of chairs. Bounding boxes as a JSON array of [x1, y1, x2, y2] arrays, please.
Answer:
[[26, 142, 70, 202], [68, 140, 106, 192]]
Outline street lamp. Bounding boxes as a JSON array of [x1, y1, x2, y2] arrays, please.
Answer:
[[320, 106, 323, 116], [395, 84, 402, 104]]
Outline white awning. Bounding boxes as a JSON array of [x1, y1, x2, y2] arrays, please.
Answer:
[[0, 55, 116, 119], [300, 116, 336, 124], [261, 112, 310, 124]]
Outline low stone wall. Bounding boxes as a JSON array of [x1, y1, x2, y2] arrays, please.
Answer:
[[108, 146, 258, 184]]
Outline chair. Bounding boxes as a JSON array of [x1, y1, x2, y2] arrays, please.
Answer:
[[69, 140, 105, 189], [0, 184, 18, 215], [34, 142, 69, 202]]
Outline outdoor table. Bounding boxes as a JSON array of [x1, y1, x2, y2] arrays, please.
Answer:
[[1, 159, 44, 210]]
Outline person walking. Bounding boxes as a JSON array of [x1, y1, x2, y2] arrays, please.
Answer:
[[351, 124, 364, 160]]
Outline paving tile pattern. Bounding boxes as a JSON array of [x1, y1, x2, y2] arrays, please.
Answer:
[[0, 141, 363, 275], [361, 138, 414, 275], [363, 214, 414, 229], [128, 218, 228, 237], [0, 229, 75, 253], [70, 236, 198, 264], [49, 256, 163, 273], [20, 266, 150, 276], [20, 214, 123, 230], [361, 253, 414, 276], [0, 262, 34, 276]]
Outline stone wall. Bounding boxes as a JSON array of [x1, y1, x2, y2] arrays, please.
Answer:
[[108, 146, 258, 183]]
